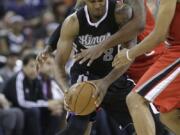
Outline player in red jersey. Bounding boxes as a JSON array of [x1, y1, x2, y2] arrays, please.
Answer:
[[127, 0, 165, 83], [113, 0, 180, 134]]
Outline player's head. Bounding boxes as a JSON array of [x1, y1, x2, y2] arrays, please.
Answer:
[[84, 0, 106, 19], [22, 53, 37, 79]]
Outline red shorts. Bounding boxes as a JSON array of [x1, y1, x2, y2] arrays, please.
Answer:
[[133, 45, 180, 113], [127, 43, 165, 83]]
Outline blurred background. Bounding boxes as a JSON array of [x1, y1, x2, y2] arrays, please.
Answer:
[[0, 1, 75, 135], [0, 0, 75, 60]]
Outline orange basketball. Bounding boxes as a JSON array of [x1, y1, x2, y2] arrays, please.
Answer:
[[68, 81, 97, 115]]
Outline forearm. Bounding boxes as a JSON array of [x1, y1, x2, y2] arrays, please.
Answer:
[[130, 31, 165, 58], [102, 22, 142, 50], [103, 64, 131, 86], [54, 65, 70, 94], [102, 0, 145, 50]]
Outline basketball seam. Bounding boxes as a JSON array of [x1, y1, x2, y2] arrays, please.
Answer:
[[71, 84, 82, 111], [78, 83, 95, 115], [74, 84, 86, 113]]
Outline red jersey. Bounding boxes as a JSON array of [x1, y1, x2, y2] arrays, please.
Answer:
[[138, 0, 155, 41], [167, 3, 180, 45], [133, 3, 180, 113], [127, 0, 165, 83]]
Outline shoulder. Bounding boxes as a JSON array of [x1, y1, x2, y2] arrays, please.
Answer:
[[115, 2, 132, 18], [63, 13, 79, 28], [115, 1, 132, 13], [61, 12, 79, 36], [114, 1, 133, 25]]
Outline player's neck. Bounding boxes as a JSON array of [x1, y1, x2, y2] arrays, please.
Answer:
[[88, 8, 106, 23], [89, 14, 104, 23]]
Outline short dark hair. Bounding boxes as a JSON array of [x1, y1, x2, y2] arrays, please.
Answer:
[[22, 53, 37, 66]]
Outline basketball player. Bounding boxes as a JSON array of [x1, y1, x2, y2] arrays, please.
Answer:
[[127, 0, 165, 83], [36, 0, 146, 68], [73, 0, 163, 83], [54, 0, 140, 134], [112, 0, 180, 134], [72, 1, 173, 134], [36, 0, 85, 69]]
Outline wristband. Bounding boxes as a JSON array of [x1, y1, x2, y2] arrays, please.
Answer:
[[126, 49, 133, 61]]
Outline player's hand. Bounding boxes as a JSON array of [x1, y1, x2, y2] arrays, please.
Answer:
[[89, 79, 109, 107], [74, 45, 104, 66], [48, 100, 61, 111], [36, 46, 51, 71], [112, 48, 134, 69], [51, 99, 64, 116], [64, 90, 74, 112]]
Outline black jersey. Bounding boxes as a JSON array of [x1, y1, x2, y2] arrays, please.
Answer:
[[70, 0, 125, 83]]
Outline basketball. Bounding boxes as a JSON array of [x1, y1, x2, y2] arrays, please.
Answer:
[[68, 81, 97, 115]]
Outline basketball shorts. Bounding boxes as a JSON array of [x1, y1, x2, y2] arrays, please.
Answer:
[[133, 45, 180, 113]]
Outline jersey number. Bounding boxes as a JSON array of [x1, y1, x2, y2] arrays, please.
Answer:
[[77, 74, 88, 83], [103, 48, 114, 61]]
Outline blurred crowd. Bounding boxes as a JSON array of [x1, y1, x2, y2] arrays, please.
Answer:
[[0, 0, 75, 56], [0, 0, 75, 135]]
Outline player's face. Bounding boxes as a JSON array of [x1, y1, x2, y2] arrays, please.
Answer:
[[85, 0, 106, 19]]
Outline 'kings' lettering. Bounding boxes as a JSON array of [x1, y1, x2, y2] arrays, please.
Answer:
[[78, 33, 111, 47]]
